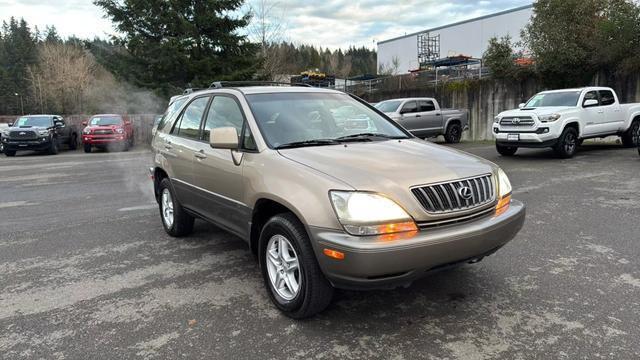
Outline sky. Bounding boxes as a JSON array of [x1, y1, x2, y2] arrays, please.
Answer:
[[0, 0, 532, 49]]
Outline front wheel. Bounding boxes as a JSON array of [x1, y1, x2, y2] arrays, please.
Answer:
[[444, 123, 462, 144], [259, 213, 333, 319], [48, 138, 59, 155], [84, 144, 92, 153], [69, 134, 78, 150], [622, 120, 640, 148], [554, 127, 578, 158], [496, 143, 518, 156], [158, 178, 194, 237]]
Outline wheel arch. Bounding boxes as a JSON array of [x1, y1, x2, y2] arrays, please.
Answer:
[[153, 167, 169, 202], [249, 197, 307, 257], [563, 121, 581, 136]]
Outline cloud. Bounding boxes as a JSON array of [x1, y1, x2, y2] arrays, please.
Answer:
[[1, 0, 531, 48]]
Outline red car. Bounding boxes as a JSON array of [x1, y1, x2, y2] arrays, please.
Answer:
[[82, 114, 134, 152]]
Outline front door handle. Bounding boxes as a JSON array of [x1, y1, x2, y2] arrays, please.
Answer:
[[194, 150, 207, 160], [164, 144, 173, 150], [415, 114, 421, 118]]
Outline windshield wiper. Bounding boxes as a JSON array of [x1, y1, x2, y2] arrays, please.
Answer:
[[335, 133, 404, 141], [275, 139, 341, 149]]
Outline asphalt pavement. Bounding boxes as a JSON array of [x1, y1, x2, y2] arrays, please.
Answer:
[[1, 142, 639, 359]]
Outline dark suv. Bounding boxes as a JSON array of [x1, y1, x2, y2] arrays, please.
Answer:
[[2, 115, 78, 156]]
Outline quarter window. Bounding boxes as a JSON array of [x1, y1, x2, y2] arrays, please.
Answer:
[[159, 97, 188, 131], [173, 96, 210, 140]]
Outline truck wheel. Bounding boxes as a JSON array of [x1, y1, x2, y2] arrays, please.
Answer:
[[158, 178, 194, 237], [69, 134, 78, 150], [4, 150, 16, 157], [84, 144, 92, 153], [444, 123, 462, 144], [554, 127, 578, 158], [259, 213, 334, 319], [621, 120, 639, 148], [496, 143, 518, 156], [48, 138, 59, 155]]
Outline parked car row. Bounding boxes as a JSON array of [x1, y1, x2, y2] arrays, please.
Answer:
[[1, 114, 135, 157]]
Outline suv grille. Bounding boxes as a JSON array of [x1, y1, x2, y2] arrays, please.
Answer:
[[411, 174, 495, 214], [9, 130, 37, 140], [500, 117, 534, 126]]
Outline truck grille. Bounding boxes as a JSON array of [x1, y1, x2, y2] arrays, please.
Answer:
[[9, 130, 37, 140], [93, 129, 114, 135], [500, 117, 534, 126], [411, 174, 495, 214]]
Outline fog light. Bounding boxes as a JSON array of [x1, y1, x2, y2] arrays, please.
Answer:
[[493, 128, 499, 134], [536, 127, 549, 134]]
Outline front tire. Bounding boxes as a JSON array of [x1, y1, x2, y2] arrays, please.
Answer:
[[496, 143, 518, 156], [622, 120, 639, 148], [554, 127, 578, 158], [69, 134, 78, 150], [158, 178, 194, 237], [444, 123, 462, 144], [48, 138, 59, 155], [84, 144, 92, 153], [259, 213, 333, 319]]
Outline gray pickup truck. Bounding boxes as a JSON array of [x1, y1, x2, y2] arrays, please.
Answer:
[[375, 98, 469, 143]]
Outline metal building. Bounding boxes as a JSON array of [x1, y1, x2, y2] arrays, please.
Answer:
[[377, 4, 533, 74]]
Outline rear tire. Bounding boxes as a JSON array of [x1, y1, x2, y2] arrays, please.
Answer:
[[84, 144, 92, 153], [4, 150, 16, 157], [259, 213, 334, 319], [554, 127, 578, 158], [621, 120, 639, 148], [158, 178, 194, 237], [444, 123, 462, 144], [496, 143, 518, 156]]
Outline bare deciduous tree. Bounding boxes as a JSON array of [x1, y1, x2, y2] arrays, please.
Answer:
[[248, 0, 288, 80]]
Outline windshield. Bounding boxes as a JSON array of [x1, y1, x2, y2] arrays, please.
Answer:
[[525, 91, 581, 108], [246, 93, 409, 149], [374, 100, 402, 113], [15, 116, 53, 128], [90, 116, 122, 126]]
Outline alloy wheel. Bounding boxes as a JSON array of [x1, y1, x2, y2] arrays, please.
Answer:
[[161, 188, 174, 228], [564, 132, 576, 154], [266, 234, 301, 301]]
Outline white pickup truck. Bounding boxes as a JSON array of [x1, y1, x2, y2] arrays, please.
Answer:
[[493, 87, 640, 158]]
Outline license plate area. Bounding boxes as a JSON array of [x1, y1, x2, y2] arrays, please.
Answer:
[[507, 133, 520, 141]]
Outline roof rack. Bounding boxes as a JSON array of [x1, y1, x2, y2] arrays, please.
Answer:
[[209, 81, 312, 89], [183, 88, 205, 95]]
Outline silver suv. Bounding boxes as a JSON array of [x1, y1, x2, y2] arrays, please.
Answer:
[[150, 82, 525, 318]]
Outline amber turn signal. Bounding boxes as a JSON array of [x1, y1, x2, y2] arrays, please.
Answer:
[[495, 194, 511, 216], [323, 248, 345, 260]]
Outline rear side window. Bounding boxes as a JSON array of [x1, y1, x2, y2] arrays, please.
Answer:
[[401, 101, 418, 114], [202, 96, 245, 141], [418, 100, 436, 112], [599, 90, 615, 106], [172, 96, 210, 140], [158, 97, 188, 132]]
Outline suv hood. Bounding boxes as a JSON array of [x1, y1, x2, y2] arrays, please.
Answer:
[[499, 106, 574, 117], [278, 139, 495, 191]]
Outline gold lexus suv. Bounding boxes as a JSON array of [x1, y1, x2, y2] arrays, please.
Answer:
[[150, 82, 526, 318]]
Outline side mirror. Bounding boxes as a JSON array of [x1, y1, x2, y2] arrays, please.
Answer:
[[81, 121, 88, 126], [54, 121, 64, 128], [518, 103, 525, 109], [210, 127, 239, 149], [583, 99, 599, 108], [8, 122, 13, 127]]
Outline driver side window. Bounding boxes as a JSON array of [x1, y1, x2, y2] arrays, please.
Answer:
[[401, 101, 418, 114]]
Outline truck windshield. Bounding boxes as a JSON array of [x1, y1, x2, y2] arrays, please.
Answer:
[[525, 91, 582, 108], [15, 116, 53, 128], [245, 93, 410, 149], [90, 116, 122, 126], [374, 100, 402, 113]]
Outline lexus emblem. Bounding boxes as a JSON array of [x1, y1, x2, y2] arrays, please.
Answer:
[[458, 186, 473, 200]]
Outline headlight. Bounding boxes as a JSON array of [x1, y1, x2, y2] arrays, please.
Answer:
[[539, 114, 561, 123], [494, 116, 501, 123], [116, 128, 125, 134], [38, 129, 49, 136], [496, 168, 512, 215], [83, 128, 92, 134], [330, 191, 417, 236]]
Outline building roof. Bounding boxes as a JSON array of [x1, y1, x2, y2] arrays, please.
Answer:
[[377, 4, 533, 45]]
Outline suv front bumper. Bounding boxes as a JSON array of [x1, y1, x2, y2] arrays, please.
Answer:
[[310, 200, 525, 290]]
